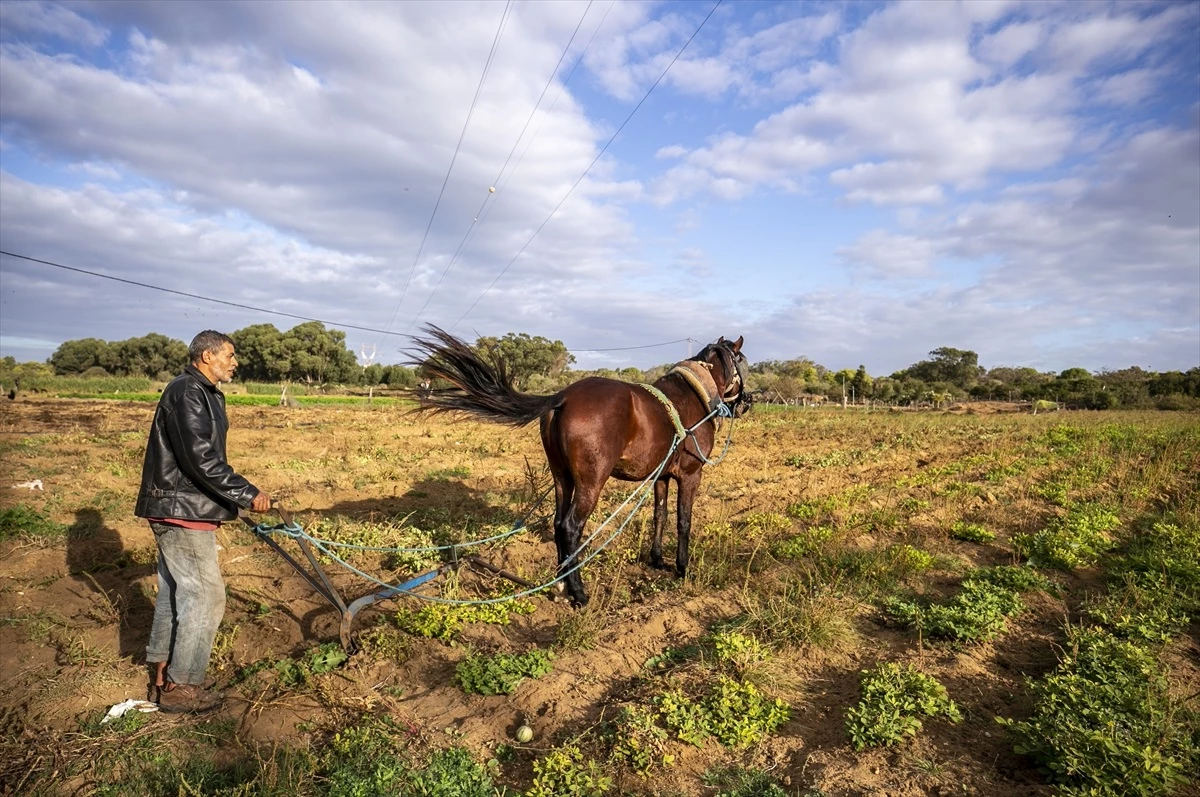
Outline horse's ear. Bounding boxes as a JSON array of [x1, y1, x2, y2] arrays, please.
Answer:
[[717, 336, 726, 344], [732, 336, 743, 353]]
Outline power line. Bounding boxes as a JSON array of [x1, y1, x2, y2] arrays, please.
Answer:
[[451, 0, 724, 330], [0, 249, 694, 353], [407, 0, 598, 332], [0, 249, 410, 337], [381, 0, 514, 342]]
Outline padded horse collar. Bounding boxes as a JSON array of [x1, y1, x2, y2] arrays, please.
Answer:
[[669, 360, 723, 413]]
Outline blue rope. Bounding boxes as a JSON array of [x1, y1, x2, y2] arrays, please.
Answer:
[[254, 484, 553, 553], [257, 402, 733, 605]]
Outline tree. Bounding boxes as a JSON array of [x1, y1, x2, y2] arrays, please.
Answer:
[[113, 333, 188, 378], [49, 338, 117, 375], [852, 365, 873, 399], [900, 347, 983, 390], [381, 365, 418, 388], [473, 332, 574, 388], [273, 322, 360, 384], [230, 324, 285, 381]]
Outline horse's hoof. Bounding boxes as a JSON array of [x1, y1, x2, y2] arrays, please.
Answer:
[[570, 594, 590, 608], [648, 559, 670, 571]]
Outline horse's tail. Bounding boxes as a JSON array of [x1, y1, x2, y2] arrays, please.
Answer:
[[407, 325, 561, 427]]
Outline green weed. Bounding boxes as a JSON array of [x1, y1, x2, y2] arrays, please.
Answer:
[[527, 743, 613, 797], [846, 662, 962, 750], [1014, 503, 1120, 570], [0, 504, 67, 543], [950, 521, 996, 543], [455, 647, 554, 695], [701, 765, 788, 797], [395, 598, 536, 641], [657, 676, 790, 749], [1001, 626, 1197, 796], [608, 706, 673, 774]]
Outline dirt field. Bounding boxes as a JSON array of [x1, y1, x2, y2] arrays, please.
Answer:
[[1, 398, 1197, 796]]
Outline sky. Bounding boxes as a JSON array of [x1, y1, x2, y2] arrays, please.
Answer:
[[1, 0, 1198, 376]]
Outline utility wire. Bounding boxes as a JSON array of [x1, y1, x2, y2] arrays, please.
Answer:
[[450, 0, 723, 330], [0, 249, 693, 353], [381, 0, 514, 342], [407, 0, 597, 332]]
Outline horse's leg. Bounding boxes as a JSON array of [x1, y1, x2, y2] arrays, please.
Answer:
[[541, 411, 574, 598], [560, 482, 604, 606], [675, 473, 702, 578], [649, 478, 670, 569]]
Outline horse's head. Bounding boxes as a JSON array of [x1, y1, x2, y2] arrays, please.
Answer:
[[695, 336, 752, 418]]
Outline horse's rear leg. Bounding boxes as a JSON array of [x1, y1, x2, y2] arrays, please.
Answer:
[[649, 478, 670, 570], [558, 485, 603, 606]]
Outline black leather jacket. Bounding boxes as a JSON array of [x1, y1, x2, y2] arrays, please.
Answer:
[[135, 365, 259, 521]]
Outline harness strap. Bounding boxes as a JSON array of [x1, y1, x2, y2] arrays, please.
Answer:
[[640, 383, 687, 439]]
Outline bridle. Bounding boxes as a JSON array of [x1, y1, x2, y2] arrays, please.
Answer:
[[709, 341, 751, 416]]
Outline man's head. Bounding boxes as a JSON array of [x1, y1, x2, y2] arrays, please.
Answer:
[[189, 330, 237, 384]]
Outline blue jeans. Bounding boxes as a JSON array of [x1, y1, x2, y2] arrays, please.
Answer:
[[145, 522, 226, 686]]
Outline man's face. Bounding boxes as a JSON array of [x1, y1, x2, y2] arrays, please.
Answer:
[[203, 342, 238, 383]]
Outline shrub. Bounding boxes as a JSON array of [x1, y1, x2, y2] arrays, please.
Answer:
[[455, 648, 554, 695], [701, 675, 791, 749], [1001, 626, 1196, 796], [846, 662, 962, 750]]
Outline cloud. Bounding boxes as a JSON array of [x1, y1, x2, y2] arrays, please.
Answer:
[[0, 0, 108, 47], [646, 2, 1195, 207]]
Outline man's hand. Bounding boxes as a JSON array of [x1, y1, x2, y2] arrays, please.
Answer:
[[251, 492, 273, 513]]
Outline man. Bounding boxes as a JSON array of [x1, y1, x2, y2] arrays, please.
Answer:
[[135, 330, 271, 713]]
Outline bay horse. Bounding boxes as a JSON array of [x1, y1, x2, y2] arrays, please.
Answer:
[[408, 325, 751, 606]]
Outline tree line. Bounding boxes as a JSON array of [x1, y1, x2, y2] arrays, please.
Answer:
[[8, 327, 1199, 410]]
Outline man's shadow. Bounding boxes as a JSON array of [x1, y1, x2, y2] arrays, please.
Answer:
[[66, 508, 157, 662]]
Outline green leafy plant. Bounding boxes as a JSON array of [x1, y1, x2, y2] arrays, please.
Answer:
[[1014, 503, 1120, 570], [772, 526, 836, 559], [1082, 572, 1189, 644], [608, 706, 672, 774], [527, 743, 612, 797], [846, 662, 962, 750], [1000, 626, 1196, 796], [0, 504, 67, 543], [275, 642, 348, 688], [701, 675, 791, 749], [709, 630, 769, 668], [950, 521, 996, 543], [883, 580, 1023, 644], [967, 564, 1055, 594], [395, 598, 536, 641], [455, 648, 554, 695], [701, 765, 788, 797], [657, 676, 790, 750]]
